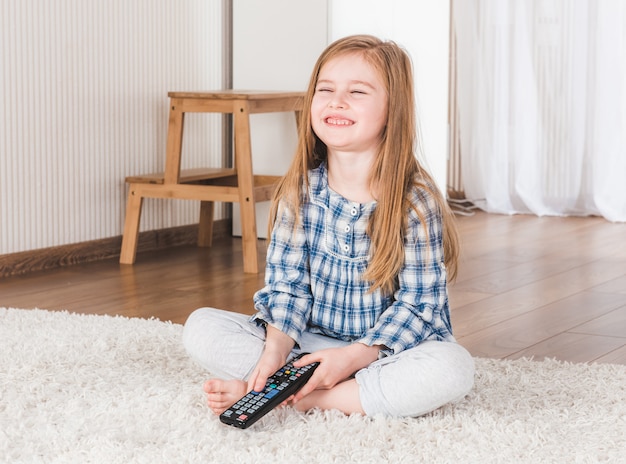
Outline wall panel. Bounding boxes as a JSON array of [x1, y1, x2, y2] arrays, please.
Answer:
[[0, 0, 225, 253]]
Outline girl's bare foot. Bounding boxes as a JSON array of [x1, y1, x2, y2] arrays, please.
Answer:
[[203, 378, 248, 415]]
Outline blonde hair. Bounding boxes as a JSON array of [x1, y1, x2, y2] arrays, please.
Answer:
[[269, 35, 459, 294]]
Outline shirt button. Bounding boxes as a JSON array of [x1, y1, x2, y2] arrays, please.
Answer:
[[343, 244, 350, 252], [344, 225, 351, 232], [350, 208, 358, 216]]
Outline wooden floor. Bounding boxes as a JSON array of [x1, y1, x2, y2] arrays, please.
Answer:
[[2, 211, 625, 365]]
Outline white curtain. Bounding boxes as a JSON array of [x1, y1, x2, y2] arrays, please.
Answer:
[[453, 0, 626, 222]]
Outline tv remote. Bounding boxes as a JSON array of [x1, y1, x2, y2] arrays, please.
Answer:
[[219, 353, 319, 429]]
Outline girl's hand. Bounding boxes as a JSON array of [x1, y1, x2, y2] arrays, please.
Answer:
[[290, 343, 381, 403], [247, 324, 296, 393], [247, 349, 286, 393]]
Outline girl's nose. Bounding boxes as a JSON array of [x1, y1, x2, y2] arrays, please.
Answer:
[[329, 92, 347, 109]]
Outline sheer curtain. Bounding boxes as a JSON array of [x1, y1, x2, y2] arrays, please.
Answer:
[[452, 0, 626, 222]]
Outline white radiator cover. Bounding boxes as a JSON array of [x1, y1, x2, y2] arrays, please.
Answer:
[[0, 0, 226, 254]]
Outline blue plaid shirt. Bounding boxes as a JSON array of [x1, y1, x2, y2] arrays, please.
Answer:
[[252, 163, 454, 354]]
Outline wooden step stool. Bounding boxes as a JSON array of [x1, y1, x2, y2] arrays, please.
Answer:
[[119, 90, 304, 273]]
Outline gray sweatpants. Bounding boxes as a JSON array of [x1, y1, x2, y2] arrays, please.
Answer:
[[182, 307, 475, 418]]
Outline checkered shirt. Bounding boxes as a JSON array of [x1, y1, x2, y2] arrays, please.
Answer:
[[252, 163, 454, 354]]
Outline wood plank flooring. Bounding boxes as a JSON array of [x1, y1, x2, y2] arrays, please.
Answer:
[[1, 211, 625, 365]]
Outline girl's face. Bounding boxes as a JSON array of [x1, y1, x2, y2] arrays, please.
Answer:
[[311, 53, 388, 158]]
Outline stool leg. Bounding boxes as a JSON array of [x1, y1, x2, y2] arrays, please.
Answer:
[[239, 197, 258, 273], [234, 101, 259, 273], [119, 184, 144, 264], [197, 201, 214, 247]]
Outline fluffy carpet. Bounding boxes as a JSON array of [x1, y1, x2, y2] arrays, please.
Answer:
[[1, 307, 625, 463]]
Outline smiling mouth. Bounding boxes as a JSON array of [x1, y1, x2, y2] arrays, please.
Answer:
[[325, 117, 354, 126]]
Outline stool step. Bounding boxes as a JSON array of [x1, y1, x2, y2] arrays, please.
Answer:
[[125, 170, 281, 203], [126, 168, 237, 185]]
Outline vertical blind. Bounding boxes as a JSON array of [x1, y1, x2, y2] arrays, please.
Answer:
[[0, 0, 226, 253]]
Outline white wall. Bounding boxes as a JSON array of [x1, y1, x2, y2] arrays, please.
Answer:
[[232, 0, 329, 237], [329, 0, 451, 193], [233, 0, 451, 238]]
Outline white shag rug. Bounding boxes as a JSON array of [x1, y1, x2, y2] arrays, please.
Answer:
[[1, 308, 625, 464]]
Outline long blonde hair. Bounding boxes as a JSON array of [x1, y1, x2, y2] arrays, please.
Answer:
[[269, 35, 459, 294]]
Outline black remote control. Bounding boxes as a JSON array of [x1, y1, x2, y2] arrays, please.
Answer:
[[219, 353, 319, 429]]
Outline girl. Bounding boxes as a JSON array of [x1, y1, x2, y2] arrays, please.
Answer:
[[183, 35, 474, 418]]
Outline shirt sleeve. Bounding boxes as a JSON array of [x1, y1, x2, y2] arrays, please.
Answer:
[[251, 203, 313, 344], [356, 188, 454, 354]]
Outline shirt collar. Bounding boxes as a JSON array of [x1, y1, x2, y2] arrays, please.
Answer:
[[308, 162, 377, 213]]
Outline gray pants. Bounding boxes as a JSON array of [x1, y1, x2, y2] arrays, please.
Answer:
[[182, 307, 475, 418]]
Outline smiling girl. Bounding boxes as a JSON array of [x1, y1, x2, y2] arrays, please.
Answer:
[[183, 35, 474, 418]]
